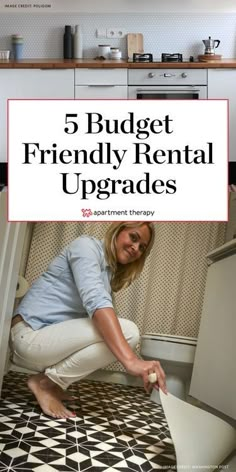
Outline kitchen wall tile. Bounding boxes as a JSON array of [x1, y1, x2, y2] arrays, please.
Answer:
[[0, 12, 235, 59]]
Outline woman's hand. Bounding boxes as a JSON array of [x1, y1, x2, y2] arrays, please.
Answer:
[[124, 357, 167, 394], [93, 308, 167, 394]]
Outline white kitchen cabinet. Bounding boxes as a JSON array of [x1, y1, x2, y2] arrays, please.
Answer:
[[0, 69, 74, 162], [75, 68, 128, 99], [189, 239, 236, 420], [75, 85, 127, 99], [208, 69, 236, 162], [0, 190, 27, 394]]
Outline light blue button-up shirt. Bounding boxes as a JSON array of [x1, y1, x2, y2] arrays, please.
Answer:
[[15, 236, 114, 330]]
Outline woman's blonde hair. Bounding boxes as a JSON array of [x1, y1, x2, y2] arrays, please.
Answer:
[[104, 222, 155, 292]]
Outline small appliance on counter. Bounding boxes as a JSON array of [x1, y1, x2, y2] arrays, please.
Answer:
[[198, 36, 221, 61], [129, 52, 195, 63]]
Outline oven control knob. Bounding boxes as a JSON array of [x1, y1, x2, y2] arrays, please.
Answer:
[[181, 73, 188, 78], [148, 73, 155, 78]]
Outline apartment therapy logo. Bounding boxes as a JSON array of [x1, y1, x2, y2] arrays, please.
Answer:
[[20, 108, 214, 200]]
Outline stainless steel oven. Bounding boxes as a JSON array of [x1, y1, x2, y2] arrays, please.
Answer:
[[128, 69, 207, 99]]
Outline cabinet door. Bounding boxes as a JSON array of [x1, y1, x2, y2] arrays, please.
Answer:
[[75, 68, 127, 85], [0, 191, 27, 394], [189, 244, 236, 419], [208, 69, 236, 162], [75, 85, 127, 99], [0, 69, 74, 162], [74, 68, 128, 99]]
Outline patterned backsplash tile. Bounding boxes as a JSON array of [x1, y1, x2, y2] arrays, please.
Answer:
[[0, 12, 235, 59]]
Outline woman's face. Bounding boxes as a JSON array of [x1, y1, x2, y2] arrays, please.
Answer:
[[115, 224, 151, 264]]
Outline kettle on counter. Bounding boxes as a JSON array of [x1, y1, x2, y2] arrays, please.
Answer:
[[202, 36, 220, 55]]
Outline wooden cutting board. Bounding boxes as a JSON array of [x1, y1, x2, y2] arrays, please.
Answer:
[[198, 54, 222, 61], [127, 33, 144, 59]]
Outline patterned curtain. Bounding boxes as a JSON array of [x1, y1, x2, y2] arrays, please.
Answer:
[[24, 222, 226, 371]]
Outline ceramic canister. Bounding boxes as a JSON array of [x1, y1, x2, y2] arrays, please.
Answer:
[[110, 48, 122, 59], [98, 44, 111, 58], [11, 34, 23, 60]]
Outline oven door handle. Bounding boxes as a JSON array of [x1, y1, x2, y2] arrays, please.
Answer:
[[136, 88, 201, 93]]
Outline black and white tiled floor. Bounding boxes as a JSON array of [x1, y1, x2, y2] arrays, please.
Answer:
[[0, 371, 176, 472]]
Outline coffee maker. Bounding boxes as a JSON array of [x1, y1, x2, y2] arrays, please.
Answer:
[[202, 36, 220, 55]]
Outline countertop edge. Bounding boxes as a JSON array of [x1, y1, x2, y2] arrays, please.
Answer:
[[1, 58, 236, 69]]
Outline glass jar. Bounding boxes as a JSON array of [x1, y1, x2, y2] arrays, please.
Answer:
[[110, 48, 122, 60]]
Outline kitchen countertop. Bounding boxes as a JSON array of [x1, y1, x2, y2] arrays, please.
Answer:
[[0, 58, 236, 68]]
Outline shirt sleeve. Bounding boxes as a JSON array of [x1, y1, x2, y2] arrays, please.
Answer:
[[68, 236, 114, 318]]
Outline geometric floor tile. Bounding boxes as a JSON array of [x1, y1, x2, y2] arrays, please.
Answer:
[[0, 371, 176, 471]]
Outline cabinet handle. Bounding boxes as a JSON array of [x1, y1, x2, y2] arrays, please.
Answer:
[[210, 68, 235, 71], [86, 85, 116, 87], [136, 89, 200, 93], [163, 73, 176, 77], [39, 68, 71, 70], [83, 68, 117, 70]]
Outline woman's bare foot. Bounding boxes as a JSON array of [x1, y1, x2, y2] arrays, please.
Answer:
[[53, 384, 78, 401], [27, 373, 76, 419]]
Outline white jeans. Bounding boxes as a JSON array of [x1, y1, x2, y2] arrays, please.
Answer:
[[10, 318, 140, 390]]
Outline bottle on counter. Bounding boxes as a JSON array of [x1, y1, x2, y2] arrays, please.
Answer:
[[11, 34, 23, 60], [74, 25, 83, 59], [63, 25, 73, 59]]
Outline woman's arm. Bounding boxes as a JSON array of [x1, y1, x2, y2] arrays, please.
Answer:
[[93, 307, 167, 394]]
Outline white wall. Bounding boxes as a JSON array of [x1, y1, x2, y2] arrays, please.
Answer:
[[1, 0, 236, 12], [0, 11, 235, 59], [24, 0, 236, 13]]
